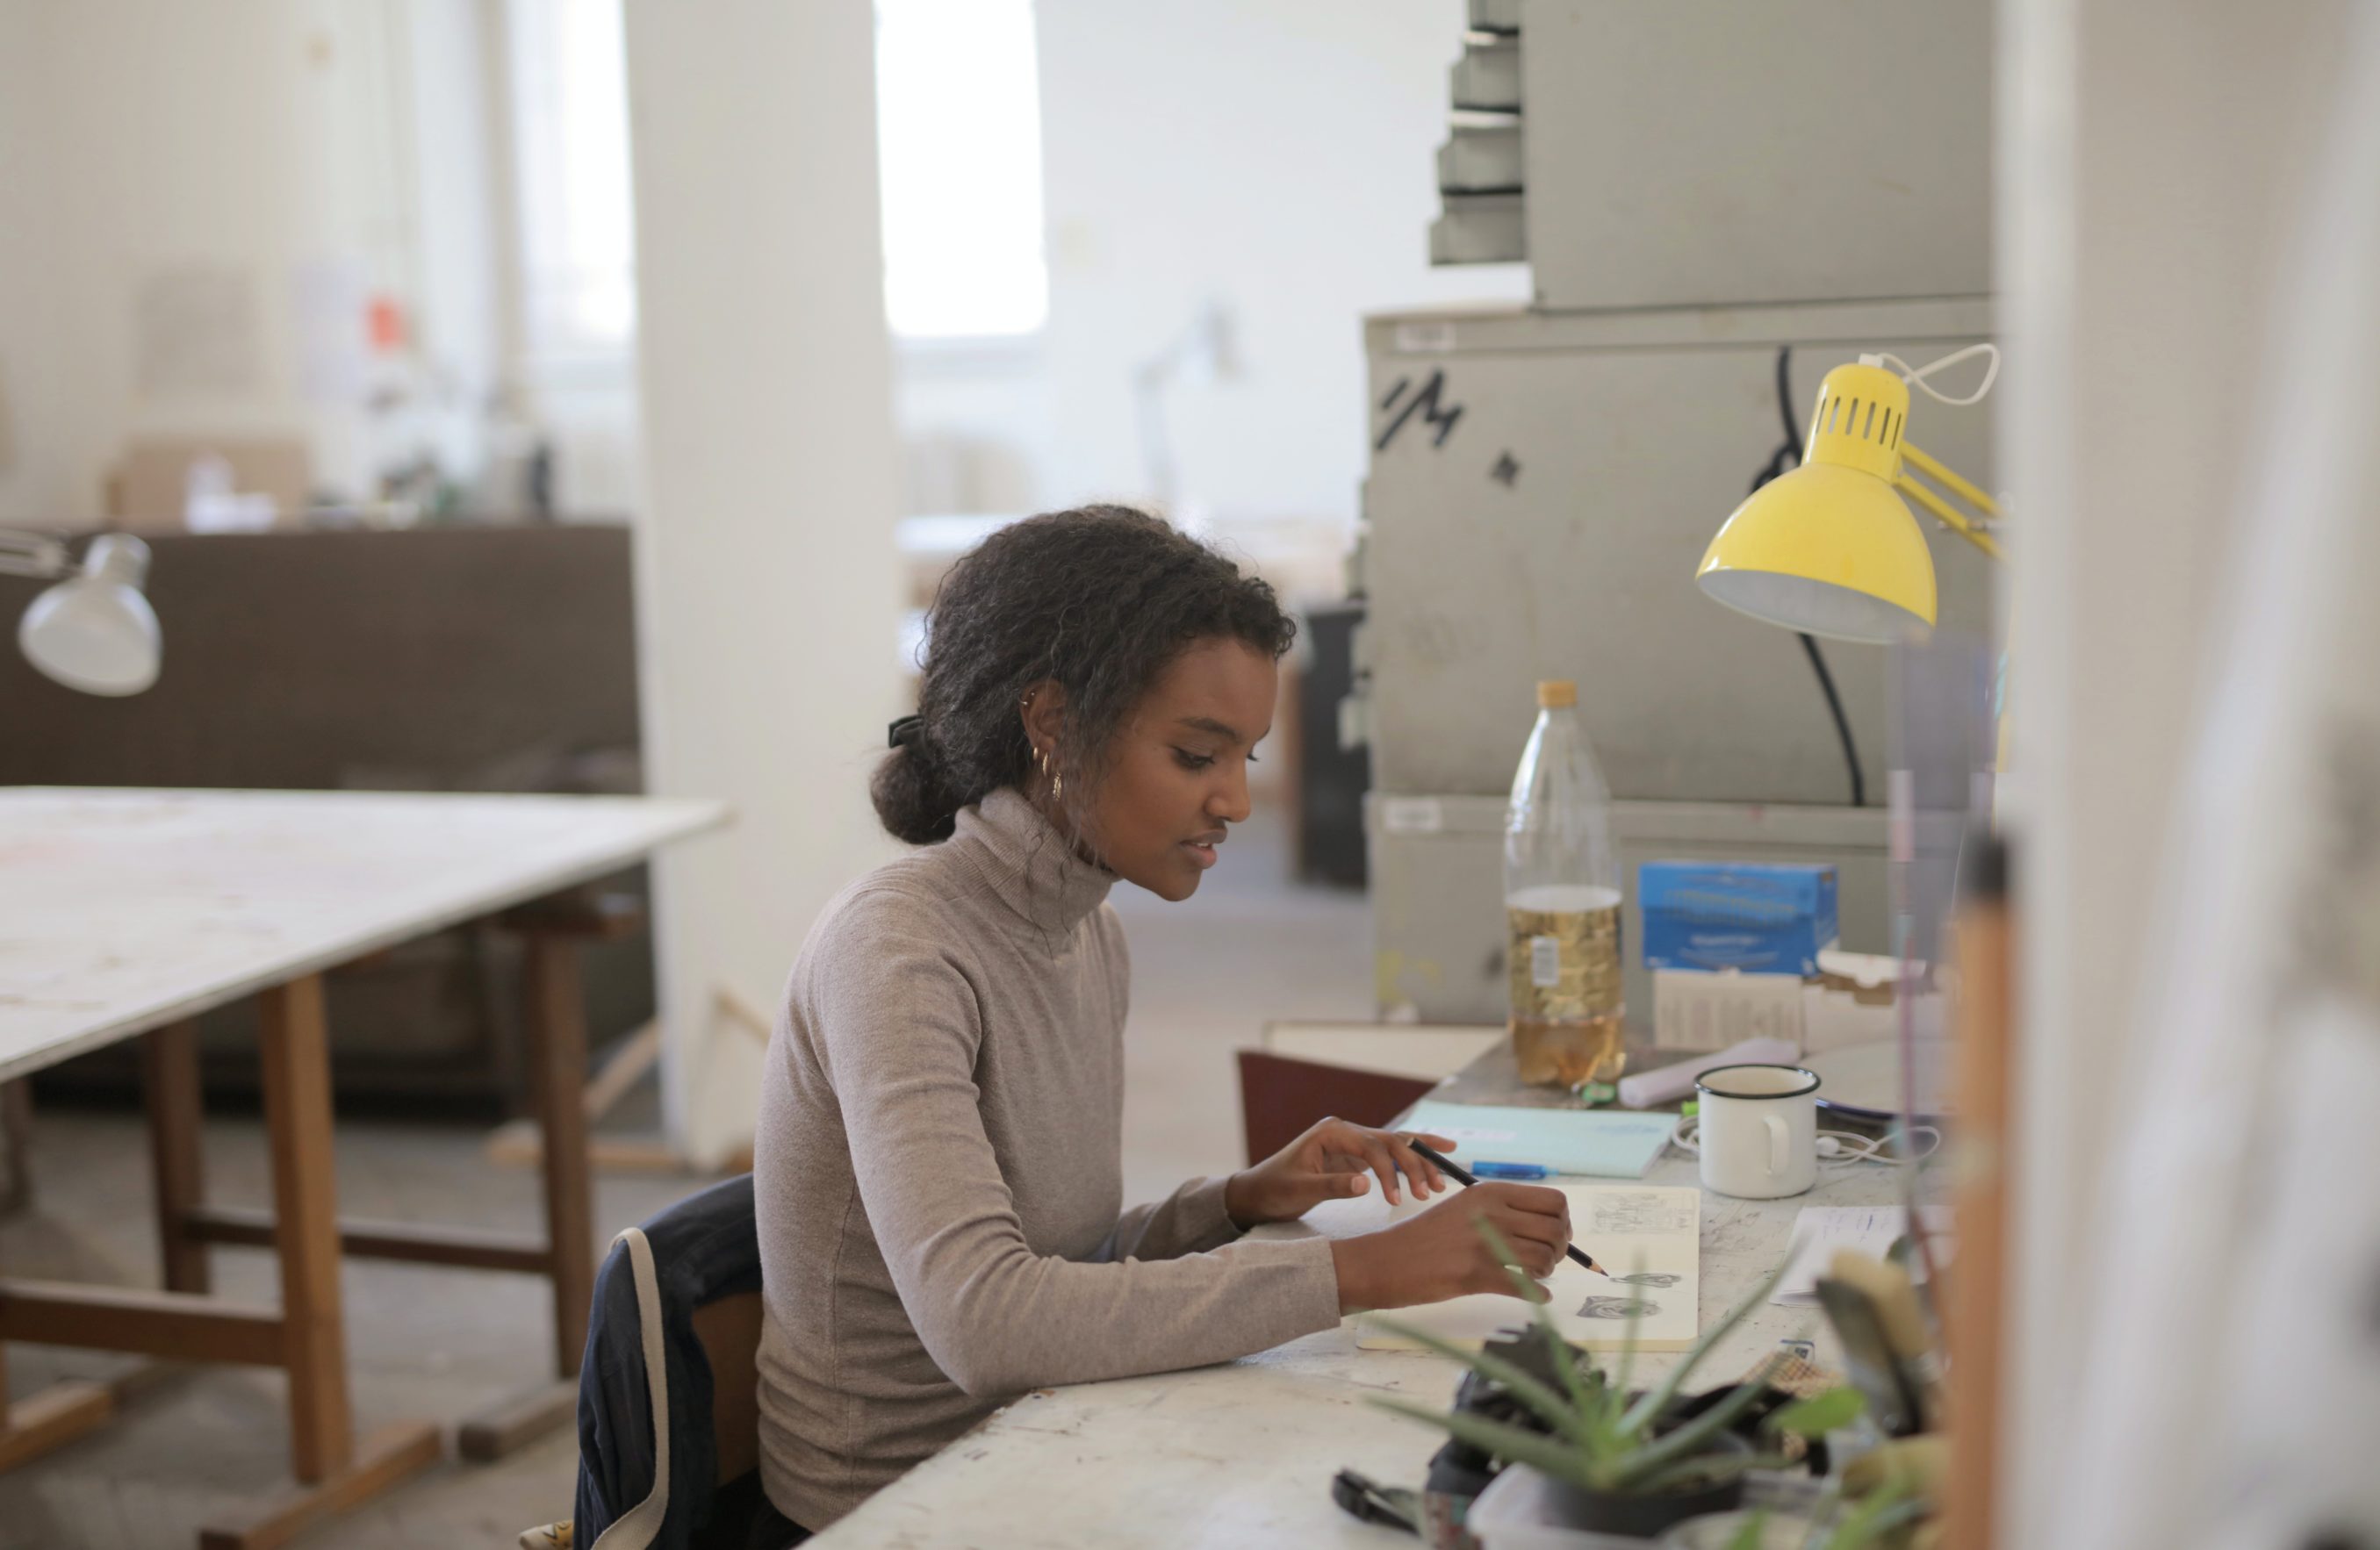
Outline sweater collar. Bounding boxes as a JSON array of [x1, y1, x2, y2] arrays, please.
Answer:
[[949, 786, 1116, 936]]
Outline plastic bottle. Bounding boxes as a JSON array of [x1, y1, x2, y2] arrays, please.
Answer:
[[1504, 679, 1625, 1086]]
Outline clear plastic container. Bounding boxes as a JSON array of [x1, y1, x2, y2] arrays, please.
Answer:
[[1505, 679, 1625, 1086]]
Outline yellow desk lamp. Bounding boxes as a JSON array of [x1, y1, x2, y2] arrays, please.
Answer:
[[1696, 347, 2001, 643]]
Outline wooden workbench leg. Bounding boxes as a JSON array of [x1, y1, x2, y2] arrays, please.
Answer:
[[256, 977, 353, 1483], [0, 1339, 113, 1472], [0, 1079, 32, 1216], [145, 1020, 212, 1295], [524, 934, 595, 1380]]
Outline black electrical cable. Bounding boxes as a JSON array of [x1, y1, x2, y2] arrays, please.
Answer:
[[1751, 346, 1866, 808]]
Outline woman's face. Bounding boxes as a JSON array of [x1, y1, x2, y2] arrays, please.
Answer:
[[1044, 637, 1277, 902]]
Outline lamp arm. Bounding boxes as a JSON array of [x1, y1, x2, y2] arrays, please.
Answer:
[[0, 529, 71, 579], [1896, 441, 2003, 561], [1900, 441, 1999, 517]]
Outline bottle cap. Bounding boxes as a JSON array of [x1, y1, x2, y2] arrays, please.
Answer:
[[1536, 679, 1577, 709]]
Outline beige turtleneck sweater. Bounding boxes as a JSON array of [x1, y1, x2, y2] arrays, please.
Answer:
[[751, 787, 1343, 1529]]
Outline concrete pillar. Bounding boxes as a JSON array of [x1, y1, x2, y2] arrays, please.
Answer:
[[622, 0, 902, 1164], [1998, 0, 2354, 1540]]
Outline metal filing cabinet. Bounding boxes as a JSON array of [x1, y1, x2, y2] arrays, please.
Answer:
[[1427, 0, 1994, 308], [1373, 0, 1995, 1026], [1517, 0, 1991, 311]]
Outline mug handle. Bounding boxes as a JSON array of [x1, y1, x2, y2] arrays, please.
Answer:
[[1764, 1114, 1789, 1176]]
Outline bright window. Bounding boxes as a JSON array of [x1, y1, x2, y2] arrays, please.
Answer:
[[504, 0, 637, 362], [874, 0, 1048, 339]]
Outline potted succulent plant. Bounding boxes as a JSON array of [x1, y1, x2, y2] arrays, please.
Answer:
[[1372, 1242, 1867, 1541]]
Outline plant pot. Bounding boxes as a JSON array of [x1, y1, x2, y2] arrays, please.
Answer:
[[1467, 1460, 1750, 1549], [1539, 1431, 1753, 1540], [1540, 1474, 1745, 1540]]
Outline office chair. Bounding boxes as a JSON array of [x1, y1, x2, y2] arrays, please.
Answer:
[[521, 1173, 766, 1550]]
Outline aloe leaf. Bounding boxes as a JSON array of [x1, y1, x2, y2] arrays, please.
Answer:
[[1606, 1354, 1786, 1491], [1726, 1511, 1772, 1550], [1477, 1220, 1598, 1406], [1765, 1387, 1866, 1438], [1618, 1255, 1797, 1438], [1370, 1399, 1602, 1491], [1365, 1314, 1593, 1445], [1634, 1450, 1795, 1495], [1611, 1248, 1648, 1426]]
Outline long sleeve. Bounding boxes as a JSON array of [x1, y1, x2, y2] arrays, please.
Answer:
[[810, 905, 1341, 1399], [1096, 1175, 1242, 1262]]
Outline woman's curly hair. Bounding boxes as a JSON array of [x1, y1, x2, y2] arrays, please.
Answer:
[[873, 505, 1297, 845]]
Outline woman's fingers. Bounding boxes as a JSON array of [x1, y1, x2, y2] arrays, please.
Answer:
[[1323, 1123, 1416, 1205], [1355, 1135, 1406, 1204], [1385, 1132, 1444, 1195], [1480, 1225, 1560, 1281], [1308, 1121, 1465, 1204], [1480, 1188, 1571, 1274]]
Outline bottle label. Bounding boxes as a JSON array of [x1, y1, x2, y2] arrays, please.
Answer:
[[1529, 935, 1561, 988], [1507, 901, 1624, 1021]]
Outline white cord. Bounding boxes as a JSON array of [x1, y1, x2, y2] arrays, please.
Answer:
[[1669, 1116, 1942, 1166], [1816, 1126, 1942, 1166], [1870, 342, 2000, 407]]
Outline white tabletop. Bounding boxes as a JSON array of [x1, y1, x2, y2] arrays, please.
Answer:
[[0, 787, 728, 1082], [814, 1149, 1906, 1548]]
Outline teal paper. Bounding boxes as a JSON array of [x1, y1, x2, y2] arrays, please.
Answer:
[[1403, 1101, 1675, 1179]]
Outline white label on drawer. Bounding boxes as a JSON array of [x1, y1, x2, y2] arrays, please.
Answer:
[[1379, 797, 1444, 835], [1393, 320, 1457, 354]]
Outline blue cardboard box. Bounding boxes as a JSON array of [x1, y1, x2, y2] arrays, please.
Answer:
[[1638, 860, 1839, 974]]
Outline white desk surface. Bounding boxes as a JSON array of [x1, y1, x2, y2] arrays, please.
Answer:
[[1261, 1022, 1508, 1082], [0, 786, 727, 1083], [815, 1146, 1905, 1547]]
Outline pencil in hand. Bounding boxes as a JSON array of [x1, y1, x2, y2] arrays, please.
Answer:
[[1406, 1138, 1605, 1277]]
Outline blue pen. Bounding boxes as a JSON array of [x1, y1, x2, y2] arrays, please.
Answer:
[[1470, 1160, 1551, 1180]]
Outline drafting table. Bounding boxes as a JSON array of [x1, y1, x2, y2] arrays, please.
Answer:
[[813, 1043, 1909, 1548], [0, 787, 724, 1549]]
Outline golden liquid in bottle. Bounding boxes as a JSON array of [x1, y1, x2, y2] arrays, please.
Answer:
[[1506, 893, 1627, 1087]]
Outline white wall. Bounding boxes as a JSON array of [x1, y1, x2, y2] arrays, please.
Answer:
[[1998, 0, 2355, 1540], [0, 0, 68, 527], [0, 0, 502, 526], [622, 0, 904, 1164], [895, 0, 1530, 531]]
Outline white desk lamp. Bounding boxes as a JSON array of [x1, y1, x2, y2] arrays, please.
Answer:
[[2, 531, 162, 695]]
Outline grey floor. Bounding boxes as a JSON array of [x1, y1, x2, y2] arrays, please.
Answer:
[[0, 811, 1371, 1549]]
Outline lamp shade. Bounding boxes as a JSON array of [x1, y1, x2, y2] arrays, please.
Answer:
[[1696, 361, 1937, 644], [19, 533, 162, 695]]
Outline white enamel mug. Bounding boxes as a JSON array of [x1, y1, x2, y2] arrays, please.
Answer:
[[1694, 1063, 1821, 1199]]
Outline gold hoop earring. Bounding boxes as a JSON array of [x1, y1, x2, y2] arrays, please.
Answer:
[[1036, 746, 1063, 801]]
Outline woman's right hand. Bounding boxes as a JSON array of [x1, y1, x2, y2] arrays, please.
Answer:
[[1329, 1181, 1573, 1312]]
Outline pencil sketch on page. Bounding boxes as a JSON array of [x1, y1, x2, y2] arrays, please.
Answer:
[[1578, 1296, 1660, 1319], [1585, 1190, 1698, 1236], [1358, 1184, 1702, 1352]]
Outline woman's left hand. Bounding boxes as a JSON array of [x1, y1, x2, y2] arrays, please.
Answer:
[[1223, 1117, 1458, 1228]]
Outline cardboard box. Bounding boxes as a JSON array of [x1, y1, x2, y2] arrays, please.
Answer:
[[1651, 968, 1806, 1051], [1640, 859, 1839, 974], [108, 437, 311, 531], [1801, 950, 1946, 1053]]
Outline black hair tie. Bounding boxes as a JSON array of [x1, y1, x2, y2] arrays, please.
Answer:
[[887, 714, 924, 750]]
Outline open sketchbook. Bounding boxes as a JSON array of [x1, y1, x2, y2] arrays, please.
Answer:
[[1355, 1185, 1702, 1353]]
